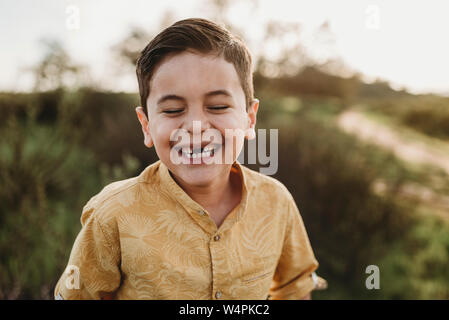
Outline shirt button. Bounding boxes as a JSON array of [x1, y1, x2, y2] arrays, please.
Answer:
[[214, 234, 220, 241], [198, 210, 205, 216], [215, 291, 222, 299]]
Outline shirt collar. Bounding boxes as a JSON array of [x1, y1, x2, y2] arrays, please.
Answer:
[[155, 160, 249, 233]]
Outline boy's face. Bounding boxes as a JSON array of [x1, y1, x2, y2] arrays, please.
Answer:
[[136, 50, 259, 188]]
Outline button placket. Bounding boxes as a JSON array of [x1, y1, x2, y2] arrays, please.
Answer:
[[210, 231, 227, 301]]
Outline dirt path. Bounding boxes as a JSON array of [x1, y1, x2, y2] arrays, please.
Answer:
[[337, 109, 449, 176], [337, 109, 449, 218], [372, 179, 449, 221]]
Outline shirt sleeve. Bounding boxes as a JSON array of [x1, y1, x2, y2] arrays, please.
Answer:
[[54, 201, 121, 300], [268, 197, 320, 300]]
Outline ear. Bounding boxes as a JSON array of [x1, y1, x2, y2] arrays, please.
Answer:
[[135, 106, 154, 148], [245, 98, 259, 140]]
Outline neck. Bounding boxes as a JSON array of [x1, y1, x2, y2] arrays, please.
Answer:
[[171, 165, 240, 212]]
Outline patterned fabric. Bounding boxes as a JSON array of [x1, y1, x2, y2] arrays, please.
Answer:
[[54, 160, 324, 300]]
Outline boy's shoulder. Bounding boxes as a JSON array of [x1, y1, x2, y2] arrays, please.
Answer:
[[80, 161, 161, 225], [239, 164, 294, 203], [240, 165, 302, 225]]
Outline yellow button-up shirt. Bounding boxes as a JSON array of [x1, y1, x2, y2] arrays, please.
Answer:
[[54, 160, 323, 300]]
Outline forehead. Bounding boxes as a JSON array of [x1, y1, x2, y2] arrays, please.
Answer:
[[149, 51, 244, 102]]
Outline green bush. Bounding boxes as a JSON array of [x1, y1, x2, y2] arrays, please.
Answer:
[[379, 215, 449, 299], [0, 92, 141, 299], [273, 118, 412, 299]]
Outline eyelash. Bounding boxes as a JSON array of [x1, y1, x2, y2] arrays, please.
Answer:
[[209, 105, 229, 110], [162, 106, 229, 114], [163, 109, 183, 114]]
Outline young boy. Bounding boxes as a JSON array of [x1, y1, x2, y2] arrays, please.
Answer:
[[54, 18, 325, 300]]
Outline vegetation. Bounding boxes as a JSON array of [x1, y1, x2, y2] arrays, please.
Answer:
[[362, 95, 449, 141]]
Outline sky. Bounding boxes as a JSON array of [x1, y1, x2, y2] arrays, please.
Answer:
[[1, 0, 448, 95]]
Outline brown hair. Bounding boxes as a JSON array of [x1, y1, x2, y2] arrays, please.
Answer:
[[136, 18, 254, 115]]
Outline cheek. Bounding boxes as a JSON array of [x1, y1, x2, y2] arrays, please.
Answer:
[[217, 113, 248, 151], [216, 112, 248, 131], [150, 119, 177, 148]]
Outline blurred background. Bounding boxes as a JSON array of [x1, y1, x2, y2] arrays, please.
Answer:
[[1, 0, 448, 299]]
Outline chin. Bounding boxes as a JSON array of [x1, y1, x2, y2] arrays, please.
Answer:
[[171, 163, 229, 188]]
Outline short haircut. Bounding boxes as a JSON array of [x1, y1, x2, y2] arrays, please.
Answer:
[[136, 18, 254, 115]]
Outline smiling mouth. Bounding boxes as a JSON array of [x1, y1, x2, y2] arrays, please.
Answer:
[[175, 144, 222, 160]]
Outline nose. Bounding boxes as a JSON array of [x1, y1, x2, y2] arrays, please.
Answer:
[[182, 105, 211, 135]]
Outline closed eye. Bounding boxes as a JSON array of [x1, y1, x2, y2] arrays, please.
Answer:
[[208, 105, 229, 110], [163, 109, 184, 114]]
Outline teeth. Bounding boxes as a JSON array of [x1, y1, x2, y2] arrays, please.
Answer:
[[181, 148, 213, 159], [202, 150, 211, 158], [179, 144, 219, 159], [180, 145, 217, 153]]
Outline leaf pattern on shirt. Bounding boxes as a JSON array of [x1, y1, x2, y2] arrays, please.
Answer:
[[160, 239, 209, 268], [240, 213, 275, 256], [153, 209, 205, 243], [118, 213, 160, 264]]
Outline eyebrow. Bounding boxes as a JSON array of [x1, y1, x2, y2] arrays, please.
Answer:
[[156, 94, 184, 105], [205, 90, 232, 98], [156, 90, 232, 105]]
